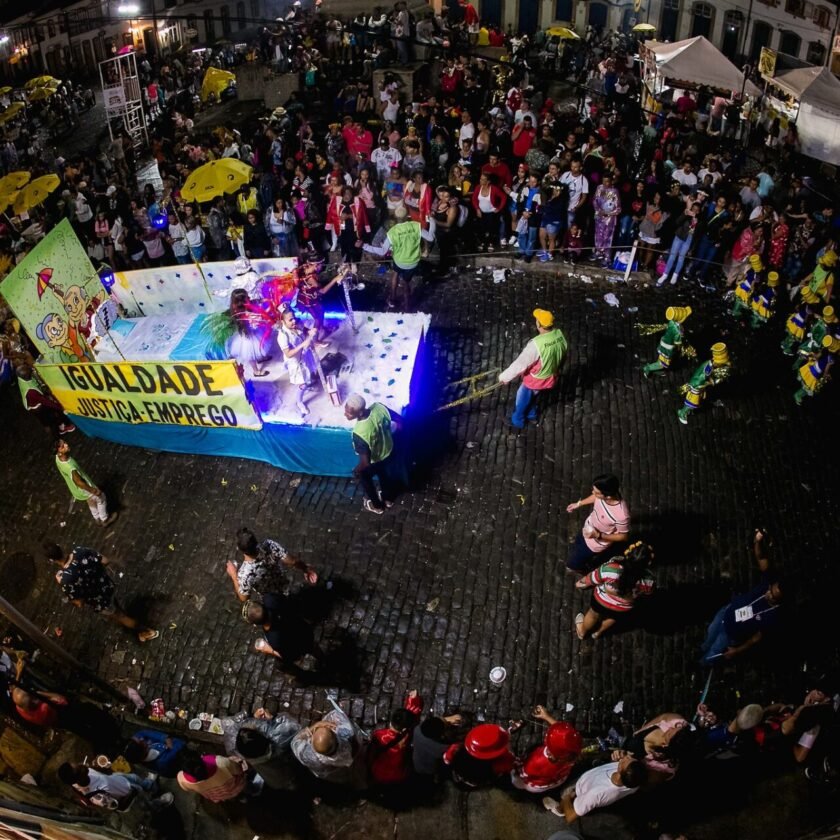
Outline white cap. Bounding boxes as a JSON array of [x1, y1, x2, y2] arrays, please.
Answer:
[[234, 256, 251, 274]]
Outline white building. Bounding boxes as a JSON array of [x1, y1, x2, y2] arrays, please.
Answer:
[[0, 0, 275, 82]]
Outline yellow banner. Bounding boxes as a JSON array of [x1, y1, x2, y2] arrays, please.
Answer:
[[36, 360, 262, 430]]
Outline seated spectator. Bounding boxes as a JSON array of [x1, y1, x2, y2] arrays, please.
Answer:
[[58, 761, 172, 810], [291, 706, 368, 787], [11, 685, 67, 728], [612, 711, 694, 781], [701, 530, 788, 665], [177, 751, 247, 802], [368, 690, 424, 785], [511, 706, 582, 793], [123, 729, 186, 777], [226, 707, 302, 789], [543, 755, 646, 822], [444, 722, 521, 789], [697, 702, 764, 756], [412, 711, 464, 779]]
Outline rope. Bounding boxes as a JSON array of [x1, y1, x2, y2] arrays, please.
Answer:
[[436, 368, 502, 411]]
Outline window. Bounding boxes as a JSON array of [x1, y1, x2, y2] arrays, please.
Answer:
[[186, 15, 197, 31], [236, 1, 246, 29], [786, 0, 805, 16], [555, 0, 573, 20], [660, 0, 679, 42], [724, 10, 743, 26], [221, 6, 231, 35], [779, 30, 801, 56], [807, 40, 826, 62], [204, 9, 215, 41], [48, 20, 56, 38], [250, 0, 259, 19], [690, 3, 714, 38], [813, 5, 831, 27]]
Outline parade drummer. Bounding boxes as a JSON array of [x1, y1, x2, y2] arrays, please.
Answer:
[[732, 254, 763, 319], [794, 250, 836, 304], [780, 301, 814, 357], [643, 306, 691, 378], [234, 256, 263, 298], [749, 270, 780, 328], [276, 304, 318, 417], [797, 304, 838, 361], [794, 334, 838, 405], [294, 256, 349, 342], [498, 308, 568, 430], [677, 342, 730, 425]]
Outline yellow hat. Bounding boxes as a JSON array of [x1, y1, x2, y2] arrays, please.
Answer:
[[665, 305, 692, 323], [820, 250, 837, 268], [749, 254, 763, 270], [767, 271, 779, 287], [533, 308, 555, 328], [711, 342, 729, 366], [823, 305, 837, 323], [802, 286, 821, 304], [822, 334, 840, 353]]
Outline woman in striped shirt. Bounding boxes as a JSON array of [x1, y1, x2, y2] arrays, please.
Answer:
[[574, 542, 655, 640]]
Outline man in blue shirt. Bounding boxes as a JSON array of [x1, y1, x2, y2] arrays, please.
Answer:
[[701, 530, 789, 664], [123, 729, 186, 777]]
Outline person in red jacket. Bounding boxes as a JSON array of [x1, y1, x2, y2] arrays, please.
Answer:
[[343, 120, 374, 159], [511, 707, 583, 793], [368, 690, 424, 785], [326, 187, 371, 263], [481, 152, 513, 190], [511, 116, 537, 163], [472, 172, 506, 251], [443, 722, 521, 788]]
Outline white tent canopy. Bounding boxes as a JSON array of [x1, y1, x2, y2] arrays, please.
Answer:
[[646, 35, 761, 97], [771, 66, 840, 116]]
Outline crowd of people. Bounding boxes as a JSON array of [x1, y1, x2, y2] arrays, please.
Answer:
[[0, 2, 838, 837]]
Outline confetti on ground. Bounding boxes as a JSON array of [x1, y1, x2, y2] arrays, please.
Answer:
[[613, 700, 624, 714], [221, 478, 228, 486], [168, 544, 175, 551]]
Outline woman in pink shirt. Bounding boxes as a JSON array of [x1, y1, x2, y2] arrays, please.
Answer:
[[565, 473, 630, 573]]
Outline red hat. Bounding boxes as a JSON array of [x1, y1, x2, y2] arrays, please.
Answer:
[[545, 722, 583, 757], [464, 724, 510, 760]]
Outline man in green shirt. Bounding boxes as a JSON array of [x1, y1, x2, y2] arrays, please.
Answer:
[[55, 439, 118, 527], [344, 393, 403, 515], [362, 212, 435, 310]]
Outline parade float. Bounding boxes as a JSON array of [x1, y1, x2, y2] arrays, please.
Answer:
[[1, 217, 429, 476]]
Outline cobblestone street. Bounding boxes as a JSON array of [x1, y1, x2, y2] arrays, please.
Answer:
[[4, 265, 838, 752]]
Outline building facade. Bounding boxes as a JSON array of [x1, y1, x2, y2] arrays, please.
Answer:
[[480, 0, 835, 67], [0, 0, 273, 83]]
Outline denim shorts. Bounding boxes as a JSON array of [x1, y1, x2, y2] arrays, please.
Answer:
[[542, 222, 562, 236]]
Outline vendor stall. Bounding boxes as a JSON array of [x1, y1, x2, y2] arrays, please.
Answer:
[[761, 66, 840, 166], [641, 35, 761, 108], [1, 221, 429, 477]]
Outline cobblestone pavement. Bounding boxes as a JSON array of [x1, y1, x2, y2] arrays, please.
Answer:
[[2, 265, 838, 743]]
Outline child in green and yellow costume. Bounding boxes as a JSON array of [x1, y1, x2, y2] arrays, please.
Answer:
[[677, 342, 731, 425], [642, 305, 692, 378]]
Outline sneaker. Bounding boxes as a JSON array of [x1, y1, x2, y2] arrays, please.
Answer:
[[545, 252, 554, 261], [138, 629, 160, 643], [677, 412, 688, 425], [154, 792, 174, 807], [669, 274, 679, 285], [58, 423, 76, 434], [383, 500, 394, 509], [363, 499, 384, 515], [487, 243, 495, 252], [537, 251, 550, 262], [508, 235, 518, 245], [656, 274, 669, 287]]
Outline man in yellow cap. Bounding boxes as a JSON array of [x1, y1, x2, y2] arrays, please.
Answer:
[[499, 308, 568, 429]]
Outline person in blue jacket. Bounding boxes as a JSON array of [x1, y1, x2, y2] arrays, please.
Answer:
[[123, 729, 186, 777]]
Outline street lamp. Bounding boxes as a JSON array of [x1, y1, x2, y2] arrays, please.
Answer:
[[117, 3, 140, 13]]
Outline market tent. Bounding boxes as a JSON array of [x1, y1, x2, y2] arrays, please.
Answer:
[[771, 66, 840, 116], [647, 36, 761, 97]]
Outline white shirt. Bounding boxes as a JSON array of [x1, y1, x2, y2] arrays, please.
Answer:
[[74, 195, 93, 223], [168, 222, 189, 257], [76, 769, 132, 801], [459, 122, 476, 144], [560, 171, 589, 210], [277, 313, 316, 385], [672, 169, 698, 188], [371, 146, 402, 180], [697, 168, 722, 184], [573, 762, 637, 816]]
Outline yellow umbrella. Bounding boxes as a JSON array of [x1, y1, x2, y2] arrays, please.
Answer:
[[200, 67, 236, 104], [181, 158, 252, 202], [0, 189, 19, 213], [0, 86, 12, 96], [0, 171, 30, 193], [12, 174, 61, 214], [28, 86, 57, 102], [546, 26, 580, 39], [632, 23, 657, 32], [0, 102, 25, 123], [24, 75, 58, 90]]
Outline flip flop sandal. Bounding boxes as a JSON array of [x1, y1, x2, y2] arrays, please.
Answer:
[[542, 796, 562, 816], [574, 612, 585, 640], [139, 630, 159, 643]]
